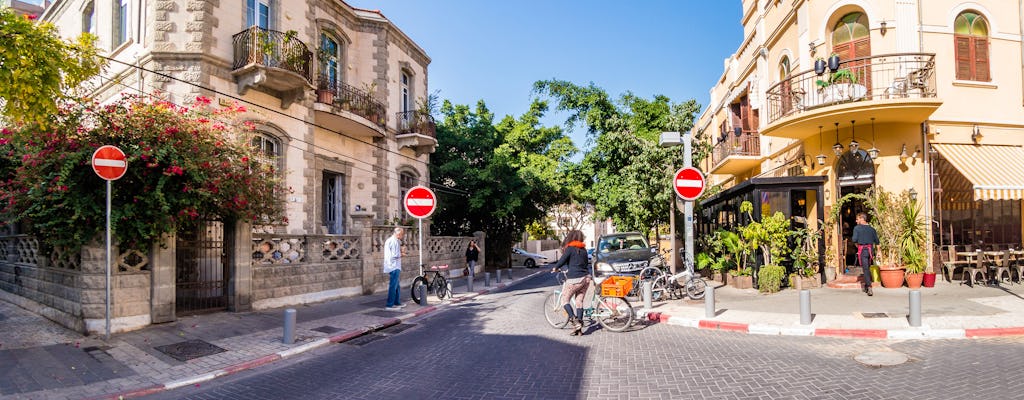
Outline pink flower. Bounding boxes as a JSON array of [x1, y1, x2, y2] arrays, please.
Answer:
[[25, 14, 37, 20], [195, 96, 211, 106]]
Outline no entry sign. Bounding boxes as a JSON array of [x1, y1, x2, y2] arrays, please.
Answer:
[[673, 167, 706, 201], [403, 185, 436, 219], [92, 145, 128, 181]]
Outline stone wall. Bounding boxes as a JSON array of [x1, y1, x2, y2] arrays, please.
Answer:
[[249, 233, 364, 309]]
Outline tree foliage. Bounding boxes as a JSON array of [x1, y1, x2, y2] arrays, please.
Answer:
[[0, 8, 103, 126], [430, 99, 575, 267]]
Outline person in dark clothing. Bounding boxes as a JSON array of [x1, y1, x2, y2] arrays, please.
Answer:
[[851, 212, 879, 296], [550, 230, 591, 336], [465, 241, 479, 278]]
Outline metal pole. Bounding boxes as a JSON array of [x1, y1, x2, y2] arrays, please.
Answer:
[[418, 219, 423, 276], [800, 289, 812, 325], [909, 290, 922, 327], [683, 131, 695, 272], [283, 308, 296, 344], [496, 269, 502, 283], [105, 180, 111, 341], [643, 280, 653, 310], [485, 272, 491, 287], [670, 185, 677, 275], [467, 273, 474, 292], [418, 283, 427, 306], [704, 284, 715, 318]]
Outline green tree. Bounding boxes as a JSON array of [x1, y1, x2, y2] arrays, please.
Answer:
[[0, 8, 103, 126], [534, 79, 701, 233], [430, 99, 575, 267]]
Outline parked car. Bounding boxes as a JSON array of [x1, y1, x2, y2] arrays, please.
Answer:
[[511, 247, 548, 268], [593, 232, 663, 277]]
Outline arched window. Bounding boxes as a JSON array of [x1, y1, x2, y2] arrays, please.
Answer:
[[319, 32, 342, 89], [831, 12, 871, 89], [779, 55, 793, 116], [401, 71, 411, 113], [954, 12, 990, 81], [251, 132, 282, 171], [779, 56, 791, 80]]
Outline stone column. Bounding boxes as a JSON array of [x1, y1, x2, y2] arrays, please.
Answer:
[[474, 231, 486, 273], [229, 221, 253, 312], [351, 211, 376, 295], [150, 233, 176, 323], [78, 242, 108, 334]]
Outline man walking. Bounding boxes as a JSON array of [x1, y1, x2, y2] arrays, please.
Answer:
[[852, 212, 878, 296], [384, 227, 406, 309]]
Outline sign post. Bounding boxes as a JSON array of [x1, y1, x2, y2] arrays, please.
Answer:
[[673, 163, 705, 272], [403, 186, 437, 276], [92, 145, 127, 341]]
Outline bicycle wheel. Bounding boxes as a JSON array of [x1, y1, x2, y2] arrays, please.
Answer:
[[594, 296, 633, 332], [411, 276, 428, 305], [650, 276, 669, 302], [686, 277, 707, 300], [434, 275, 450, 300], [543, 292, 570, 329]]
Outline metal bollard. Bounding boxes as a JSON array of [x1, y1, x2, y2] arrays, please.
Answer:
[[496, 269, 502, 283], [485, 272, 491, 287], [909, 290, 922, 327], [800, 289, 812, 325], [283, 308, 296, 344], [418, 284, 428, 306], [507, 268, 514, 279], [643, 280, 653, 310], [468, 273, 474, 292], [704, 284, 715, 318]]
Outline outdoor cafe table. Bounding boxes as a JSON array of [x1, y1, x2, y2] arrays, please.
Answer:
[[957, 251, 1015, 286]]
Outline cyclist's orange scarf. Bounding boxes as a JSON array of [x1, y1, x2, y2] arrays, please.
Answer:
[[565, 241, 585, 249]]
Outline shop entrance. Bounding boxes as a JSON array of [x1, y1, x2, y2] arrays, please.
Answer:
[[835, 149, 875, 269]]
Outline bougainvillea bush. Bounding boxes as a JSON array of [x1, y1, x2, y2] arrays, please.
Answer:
[[0, 96, 287, 251]]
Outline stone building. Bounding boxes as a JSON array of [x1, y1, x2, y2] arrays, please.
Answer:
[[0, 1, 480, 335], [695, 1, 1024, 281]]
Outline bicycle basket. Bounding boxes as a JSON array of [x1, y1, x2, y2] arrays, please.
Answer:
[[600, 276, 634, 297]]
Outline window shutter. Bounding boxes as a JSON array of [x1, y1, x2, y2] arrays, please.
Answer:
[[852, 38, 871, 58], [832, 43, 852, 60], [955, 35, 972, 80], [740, 95, 750, 131], [974, 37, 990, 82]]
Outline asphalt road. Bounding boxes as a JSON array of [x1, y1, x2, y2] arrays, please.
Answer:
[[146, 273, 1024, 400]]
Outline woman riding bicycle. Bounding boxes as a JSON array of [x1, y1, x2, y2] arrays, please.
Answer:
[[549, 230, 591, 336]]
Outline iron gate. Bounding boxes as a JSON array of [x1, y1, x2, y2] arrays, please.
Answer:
[[176, 221, 232, 315]]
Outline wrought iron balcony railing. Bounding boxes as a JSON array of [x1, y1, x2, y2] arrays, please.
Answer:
[[711, 131, 760, 167], [315, 76, 387, 128], [232, 26, 313, 84], [765, 53, 936, 124], [395, 110, 436, 138]]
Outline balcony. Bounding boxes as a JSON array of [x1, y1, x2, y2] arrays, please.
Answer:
[[395, 110, 437, 154], [709, 131, 761, 175], [762, 53, 942, 140], [313, 78, 387, 137], [231, 27, 313, 109]]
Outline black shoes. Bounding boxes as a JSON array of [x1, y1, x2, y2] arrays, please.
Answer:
[[864, 286, 873, 296], [569, 319, 583, 336]]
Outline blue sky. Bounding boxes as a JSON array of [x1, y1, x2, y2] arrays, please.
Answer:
[[349, 1, 743, 147]]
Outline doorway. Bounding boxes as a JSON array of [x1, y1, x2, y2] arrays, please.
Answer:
[[835, 149, 875, 268]]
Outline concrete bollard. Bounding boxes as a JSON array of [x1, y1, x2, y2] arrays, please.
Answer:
[[909, 290, 922, 327], [643, 280, 653, 310], [704, 284, 715, 318], [800, 290, 812, 325], [418, 284, 428, 306], [485, 272, 491, 287], [496, 269, 502, 283], [467, 273, 474, 292], [283, 308, 296, 344]]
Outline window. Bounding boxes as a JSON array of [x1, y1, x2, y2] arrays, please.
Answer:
[[831, 12, 871, 87], [401, 72, 411, 113], [778, 56, 791, 80], [250, 132, 282, 171], [779, 56, 793, 115], [246, 0, 270, 29], [82, 2, 95, 34], [399, 170, 417, 205], [323, 172, 345, 234], [954, 12, 990, 81], [319, 32, 341, 88], [112, 0, 128, 48]]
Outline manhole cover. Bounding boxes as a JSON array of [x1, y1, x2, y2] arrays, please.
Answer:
[[379, 323, 417, 335], [155, 339, 227, 362], [344, 333, 387, 346], [861, 312, 889, 318], [855, 351, 909, 367], [312, 326, 341, 334]]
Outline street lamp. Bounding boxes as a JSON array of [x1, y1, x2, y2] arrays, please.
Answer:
[[660, 131, 691, 274]]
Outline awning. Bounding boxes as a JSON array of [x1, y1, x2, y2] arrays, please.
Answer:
[[932, 143, 1024, 201]]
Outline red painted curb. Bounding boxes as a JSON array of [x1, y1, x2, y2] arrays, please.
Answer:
[[222, 354, 281, 374], [86, 384, 165, 400], [698, 320, 748, 332], [328, 329, 367, 343], [965, 327, 1024, 337], [413, 305, 437, 316], [659, 313, 671, 323], [814, 329, 887, 339]]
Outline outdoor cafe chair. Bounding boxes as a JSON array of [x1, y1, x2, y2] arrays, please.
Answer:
[[987, 250, 1012, 284], [962, 250, 988, 287], [942, 245, 969, 282]]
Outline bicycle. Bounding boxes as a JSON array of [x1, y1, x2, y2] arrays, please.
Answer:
[[543, 270, 634, 332], [636, 253, 707, 301], [411, 264, 451, 304]]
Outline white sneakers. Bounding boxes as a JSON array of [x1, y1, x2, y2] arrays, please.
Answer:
[[385, 304, 407, 311]]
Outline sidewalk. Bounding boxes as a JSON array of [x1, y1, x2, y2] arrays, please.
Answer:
[[0, 268, 544, 400], [645, 278, 1024, 339]]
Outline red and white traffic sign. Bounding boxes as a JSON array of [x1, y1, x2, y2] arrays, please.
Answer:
[[673, 166, 706, 201], [92, 145, 128, 181], [403, 185, 437, 219]]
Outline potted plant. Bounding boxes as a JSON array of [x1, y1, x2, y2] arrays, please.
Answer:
[[827, 53, 841, 72], [865, 188, 911, 288], [789, 227, 821, 290], [814, 57, 827, 75], [901, 197, 928, 288], [738, 201, 791, 293], [316, 77, 334, 104]]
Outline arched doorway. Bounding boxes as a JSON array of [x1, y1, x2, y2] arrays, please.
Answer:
[[832, 12, 872, 92], [835, 149, 874, 268]]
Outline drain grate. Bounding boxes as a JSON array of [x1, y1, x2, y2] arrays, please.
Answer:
[[344, 333, 387, 346], [155, 339, 227, 362], [855, 351, 909, 367], [312, 326, 341, 334], [379, 323, 417, 335], [861, 312, 889, 318]]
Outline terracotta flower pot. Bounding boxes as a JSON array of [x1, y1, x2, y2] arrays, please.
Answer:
[[905, 272, 924, 289], [730, 275, 753, 289], [879, 266, 905, 288]]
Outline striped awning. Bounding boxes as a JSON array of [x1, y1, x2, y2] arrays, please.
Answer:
[[931, 143, 1024, 201]]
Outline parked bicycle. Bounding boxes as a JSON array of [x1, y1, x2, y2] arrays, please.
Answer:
[[543, 270, 634, 332], [636, 252, 707, 301], [411, 264, 450, 304]]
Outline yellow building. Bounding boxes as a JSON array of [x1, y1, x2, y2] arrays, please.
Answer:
[[695, 0, 1024, 279]]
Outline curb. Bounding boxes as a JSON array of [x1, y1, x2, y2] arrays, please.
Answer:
[[654, 312, 1024, 340], [93, 270, 546, 400]]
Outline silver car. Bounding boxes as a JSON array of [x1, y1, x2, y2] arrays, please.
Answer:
[[511, 247, 547, 268]]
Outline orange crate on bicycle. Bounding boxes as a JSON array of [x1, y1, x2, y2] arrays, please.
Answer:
[[600, 275, 634, 297]]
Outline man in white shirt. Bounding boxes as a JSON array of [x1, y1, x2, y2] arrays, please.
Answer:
[[383, 227, 406, 309]]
